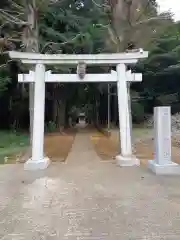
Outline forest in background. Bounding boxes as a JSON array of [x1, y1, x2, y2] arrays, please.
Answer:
[[0, 0, 180, 132]]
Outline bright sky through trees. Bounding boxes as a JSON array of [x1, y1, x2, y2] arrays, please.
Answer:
[[157, 0, 180, 21]]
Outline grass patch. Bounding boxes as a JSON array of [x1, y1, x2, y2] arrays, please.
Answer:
[[0, 131, 29, 164]]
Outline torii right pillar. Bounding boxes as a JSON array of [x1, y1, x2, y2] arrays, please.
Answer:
[[116, 63, 140, 166]]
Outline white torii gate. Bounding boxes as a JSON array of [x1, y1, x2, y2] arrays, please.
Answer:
[[18, 70, 142, 83], [9, 50, 148, 170]]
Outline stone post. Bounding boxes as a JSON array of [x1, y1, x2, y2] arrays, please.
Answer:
[[24, 64, 50, 170], [116, 64, 139, 166], [149, 106, 180, 175]]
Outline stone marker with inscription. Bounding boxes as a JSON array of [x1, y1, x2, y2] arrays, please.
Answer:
[[149, 106, 180, 175]]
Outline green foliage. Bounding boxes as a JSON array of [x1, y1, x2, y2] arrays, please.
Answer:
[[0, 131, 29, 164], [45, 121, 57, 133], [131, 102, 145, 123], [0, 75, 11, 95], [0, 0, 179, 128], [39, 0, 108, 55], [134, 21, 180, 114]]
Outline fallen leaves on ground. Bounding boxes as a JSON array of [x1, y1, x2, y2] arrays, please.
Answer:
[[91, 131, 180, 166], [44, 134, 75, 162], [19, 131, 76, 163], [91, 134, 120, 161]]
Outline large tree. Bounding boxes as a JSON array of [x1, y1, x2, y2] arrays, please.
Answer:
[[134, 21, 180, 114], [0, 0, 175, 130], [0, 0, 109, 130]]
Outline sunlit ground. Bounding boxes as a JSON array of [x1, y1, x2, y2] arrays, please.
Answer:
[[0, 129, 76, 164], [91, 127, 180, 166]]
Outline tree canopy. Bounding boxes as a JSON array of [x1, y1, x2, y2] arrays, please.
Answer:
[[0, 0, 179, 130]]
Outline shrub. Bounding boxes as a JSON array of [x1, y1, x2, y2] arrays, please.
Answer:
[[45, 121, 57, 133], [131, 102, 145, 124]]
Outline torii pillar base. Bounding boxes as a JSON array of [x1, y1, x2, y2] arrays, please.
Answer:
[[148, 160, 180, 175], [116, 155, 140, 167], [24, 157, 50, 171]]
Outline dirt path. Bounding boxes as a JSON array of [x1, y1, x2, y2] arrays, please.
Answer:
[[66, 126, 101, 165], [91, 128, 180, 166], [44, 133, 75, 162], [1, 133, 180, 239]]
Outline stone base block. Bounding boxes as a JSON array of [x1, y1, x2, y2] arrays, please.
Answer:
[[116, 155, 140, 167], [24, 157, 50, 171], [148, 160, 180, 175]]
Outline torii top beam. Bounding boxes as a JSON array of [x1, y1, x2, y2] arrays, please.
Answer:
[[9, 50, 148, 65]]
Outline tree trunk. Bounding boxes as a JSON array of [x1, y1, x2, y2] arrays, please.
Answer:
[[53, 98, 58, 127], [53, 99, 66, 130], [65, 100, 70, 128], [52, 84, 66, 132], [58, 102, 66, 130]]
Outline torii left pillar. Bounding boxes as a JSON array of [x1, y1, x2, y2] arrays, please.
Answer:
[[24, 63, 50, 170]]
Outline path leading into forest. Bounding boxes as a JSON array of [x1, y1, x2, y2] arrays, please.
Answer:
[[0, 128, 180, 239], [66, 124, 101, 165]]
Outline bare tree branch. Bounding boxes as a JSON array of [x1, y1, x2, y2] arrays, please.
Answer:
[[91, 0, 108, 8], [49, 0, 67, 5], [0, 9, 27, 25], [95, 23, 118, 44], [135, 0, 152, 22], [41, 33, 82, 52], [0, 59, 13, 69], [0, 21, 9, 30], [103, 0, 171, 51], [8, 0, 24, 11], [95, 23, 109, 28], [126, 0, 133, 26], [108, 27, 119, 44], [0, 9, 24, 15], [7, 38, 22, 42], [0, 51, 9, 55], [133, 15, 169, 27]]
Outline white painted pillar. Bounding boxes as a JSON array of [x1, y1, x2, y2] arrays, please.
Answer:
[[107, 83, 110, 132], [127, 83, 135, 151], [116, 63, 139, 166], [24, 63, 50, 170], [149, 106, 180, 175]]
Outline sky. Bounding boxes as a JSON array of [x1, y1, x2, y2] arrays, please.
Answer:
[[157, 0, 180, 21]]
